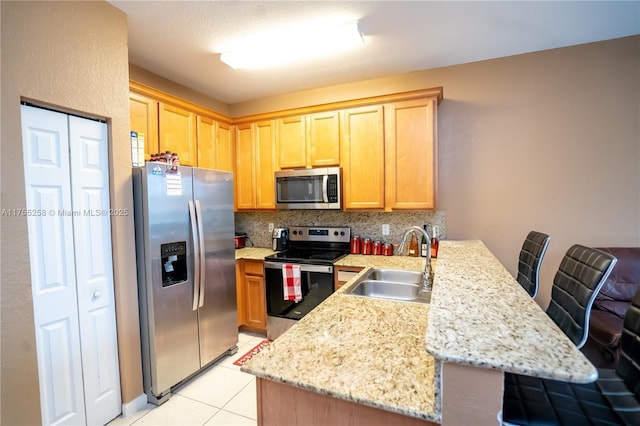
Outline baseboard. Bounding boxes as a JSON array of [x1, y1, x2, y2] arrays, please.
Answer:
[[121, 393, 148, 418]]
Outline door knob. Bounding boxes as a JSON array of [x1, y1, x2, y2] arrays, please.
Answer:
[[93, 291, 101, 300]]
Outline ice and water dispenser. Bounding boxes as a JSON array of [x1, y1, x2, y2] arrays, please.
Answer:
[[161, 241, 187, 286]]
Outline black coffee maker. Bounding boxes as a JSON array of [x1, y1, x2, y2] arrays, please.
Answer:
[[272, 228, 289, 251]]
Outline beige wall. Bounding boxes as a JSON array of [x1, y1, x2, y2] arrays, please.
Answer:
[[1, 1, 142, 424], [230, 36, 640, 309]]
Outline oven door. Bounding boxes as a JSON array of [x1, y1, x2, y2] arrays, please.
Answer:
[[264, 261, 334, 320]]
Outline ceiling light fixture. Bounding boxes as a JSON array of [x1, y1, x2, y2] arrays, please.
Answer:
[[220, 22, 363, 70]]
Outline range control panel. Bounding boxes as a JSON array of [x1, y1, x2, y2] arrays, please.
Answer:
[[288, 226, 351, 244]]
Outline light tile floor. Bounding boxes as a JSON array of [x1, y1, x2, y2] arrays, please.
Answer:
[[108, 331, 265, 426]]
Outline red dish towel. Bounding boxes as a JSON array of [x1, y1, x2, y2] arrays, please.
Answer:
[[282, 263, 302, 302]]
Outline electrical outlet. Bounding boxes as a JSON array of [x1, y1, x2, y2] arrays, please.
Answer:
[[268, 223, 274, 233], [382, 224, 390, 236]]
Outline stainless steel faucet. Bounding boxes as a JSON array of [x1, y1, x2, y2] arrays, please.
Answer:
[[397, 226, 432, 290]]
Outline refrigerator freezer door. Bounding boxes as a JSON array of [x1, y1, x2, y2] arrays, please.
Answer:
[[193, 168, 238, 366], [136, 165, 201, 397]]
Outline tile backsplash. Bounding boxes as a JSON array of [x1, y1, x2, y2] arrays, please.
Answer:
[[235, 210, 445, 248]]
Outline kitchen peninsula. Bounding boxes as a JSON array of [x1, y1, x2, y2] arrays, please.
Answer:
[[242, 240, 596, 425]]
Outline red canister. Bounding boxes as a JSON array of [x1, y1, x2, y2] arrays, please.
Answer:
[[372, 240, 382, 255], [350, 235, 361, 254], [383, 243, 394, 256], [362, 238, 372, 255]]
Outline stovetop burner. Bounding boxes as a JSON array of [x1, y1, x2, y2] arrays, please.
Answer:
[[265, 248, 350, 264], [264, 226, 351, 265]]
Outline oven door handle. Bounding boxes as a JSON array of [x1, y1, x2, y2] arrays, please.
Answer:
[[264, 261, 333, 274]]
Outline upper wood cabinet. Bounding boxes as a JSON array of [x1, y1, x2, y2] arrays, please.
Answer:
[[340, 105, 385, 210], [235, 121, 276, 210], [277, 112, 340, 169], [254, 121, 277, 209], [197, 115, 234, 172], [129, 82, 235, 171], [384, 97, 437, 210], [130, 81, 442, 211], [214, 121, 234, 172], [196, 115, 216, 169], [159, 102, 197, 166], [235, 123, 255, 210], [277, 116, 306, 168], [308, 111, 340, 167], [129, 92, 159, 161]]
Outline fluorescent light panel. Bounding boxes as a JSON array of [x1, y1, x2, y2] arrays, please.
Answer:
[[221, 22, 363, 69]]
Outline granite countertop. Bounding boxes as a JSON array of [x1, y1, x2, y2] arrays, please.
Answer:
[[242, 268, 438, 422], [426, 240, 596, 383], [234, 247, 274, 260], [335, 253, 430, 270], [241, 240, 597, 423]]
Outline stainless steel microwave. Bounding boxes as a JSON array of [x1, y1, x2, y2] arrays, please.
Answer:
[[275, 167, 341, 210]]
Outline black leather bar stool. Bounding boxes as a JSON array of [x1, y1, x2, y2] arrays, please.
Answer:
[[517, 231, 551, 298], [545, 244, 617, 349], [502, 245, 619, 425], [502, 287, 640, 425]]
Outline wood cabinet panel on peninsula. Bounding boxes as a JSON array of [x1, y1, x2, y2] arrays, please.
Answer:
[[236, 259, 267, 333]]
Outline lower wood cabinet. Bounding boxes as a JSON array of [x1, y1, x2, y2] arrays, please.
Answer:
[[236, 259, 267, 333], [334, 266, 363, 290]]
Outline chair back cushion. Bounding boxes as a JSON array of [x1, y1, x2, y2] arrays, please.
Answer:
[[616, 289, 640, 399], [517, 231, 551, 298], [546, 245, 617, 348]]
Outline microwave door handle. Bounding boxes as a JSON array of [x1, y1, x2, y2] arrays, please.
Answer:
[[322, 175, 329, 203], [188, 200, 200, 311]]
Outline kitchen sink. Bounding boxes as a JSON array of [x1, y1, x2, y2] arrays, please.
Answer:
[[364, 268, 424, 285], [343, 268, 431, 304]]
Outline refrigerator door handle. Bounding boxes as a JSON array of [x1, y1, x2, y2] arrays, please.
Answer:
[[195, 199, 206, 308], [188, 200, 200, 311]]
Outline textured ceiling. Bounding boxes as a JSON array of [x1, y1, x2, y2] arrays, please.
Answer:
[[109, 1, 640, 105]]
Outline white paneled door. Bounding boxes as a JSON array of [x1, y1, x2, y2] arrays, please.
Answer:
[[21, 105, 121, 426]]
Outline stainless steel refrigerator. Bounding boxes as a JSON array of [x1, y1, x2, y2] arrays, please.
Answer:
[[133, 164, 238, 404]]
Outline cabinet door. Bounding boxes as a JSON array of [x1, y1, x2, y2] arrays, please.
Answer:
[[308, 111, 340, 167], [385, 98, 437, 209], [235, 123, 255, 210], [129, 92, 159, 161], [278, 116, 306, 169], [254, 121, 276, 209], [236, 261, 245, 326], [197, 115, 216, 169], [340, 106, 385, 209], [334, 266, 363, 290], [214, 121, 234, 172], [159, 102, 197, 166], [245, 275, 266, 329]]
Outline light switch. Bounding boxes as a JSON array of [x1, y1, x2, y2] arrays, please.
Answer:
[[382, 224, 390, 235]]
